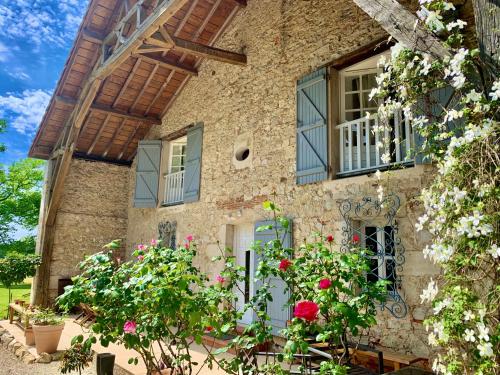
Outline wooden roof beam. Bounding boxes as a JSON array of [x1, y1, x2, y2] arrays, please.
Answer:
[[82, 28, 106, 44], [55, 96, 162, 125], [87, 114, 111, 155], [171, 35, 246, 65], [90, 103, 162, 125], [231, 0, 247, 6], [131, 53, 198, 76]]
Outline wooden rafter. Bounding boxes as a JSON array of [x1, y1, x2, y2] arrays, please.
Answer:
[[131, 53, 198, 75], [102, 118, 127, 157], [112, 58, 142, 108], [55, 96, 162, 124], [118, 124, 141, 160], [145, 69, 175, 115], [82, 28, 105, 44], [130, 64, 159, 111], [231, 0, 247, 6], [90, 103, 162, 124], [87, 114, 111, 155]]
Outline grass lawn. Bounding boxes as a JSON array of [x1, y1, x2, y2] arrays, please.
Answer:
[[0, 283, 31, 319]]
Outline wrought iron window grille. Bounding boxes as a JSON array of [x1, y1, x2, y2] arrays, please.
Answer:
[[338, 193, 407, 318]]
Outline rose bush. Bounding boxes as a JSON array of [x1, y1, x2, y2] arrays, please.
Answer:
[[57, 238, 221, 375]]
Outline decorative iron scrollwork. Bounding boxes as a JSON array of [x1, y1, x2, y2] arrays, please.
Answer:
[[158, 221, 177, 249], [338, 193, 407, 318]]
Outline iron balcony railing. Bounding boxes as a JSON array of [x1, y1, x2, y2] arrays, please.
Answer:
[[337, 110, 414, 176], [163, 170, 184, 205]]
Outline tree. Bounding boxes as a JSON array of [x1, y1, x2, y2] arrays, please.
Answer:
[[0, 119, 6, 153], [0, 253, 41, 314], [0, 158, 45, 248]]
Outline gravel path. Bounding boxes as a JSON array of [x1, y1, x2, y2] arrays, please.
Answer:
[[0, 344, 136, 375]]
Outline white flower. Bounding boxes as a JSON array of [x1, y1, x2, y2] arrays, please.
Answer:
[[369, 87, 382, 101], [489, 80, 500, 101], [477, 342, 494, 357], [420, 56, 432, 75], [477, 322, 490, 341], [464, 310, 475, 321], [433, 298, 452, 314], [487, 244, 499, 259], [464, 329, 475, 342], [446, 19, 466, 31], [445, 109, 464, 123], [443, 2, 456, 10], [465, 89, 482, 103], [428, 332, 438, 346], [479, 308, 486, 320], [425, 9, 445, 32], [381, 152, 391, 164], [416, 214, 429, 232], [374, 170, 381, 180], [421, 279, 439, 303], [390, 43, 405, 60]]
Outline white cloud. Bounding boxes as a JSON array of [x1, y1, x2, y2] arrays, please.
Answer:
[[0, 0, 89, 48], [7, 68, 30, 81], [0, 41, 9, 62], [0, 89, 52, 135]]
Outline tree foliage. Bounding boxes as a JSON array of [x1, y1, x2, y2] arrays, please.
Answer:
[[0, 158, 45, 245]]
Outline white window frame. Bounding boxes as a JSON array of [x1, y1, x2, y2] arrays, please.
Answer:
[[167, 136, 187, 174], [339, 53, 386, 123]]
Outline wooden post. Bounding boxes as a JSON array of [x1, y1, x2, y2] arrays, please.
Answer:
[[352, 0, 451, 59]]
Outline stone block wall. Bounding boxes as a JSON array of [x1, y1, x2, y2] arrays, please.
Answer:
[[125, 0, 439, 358], [47, 158, 129, 301]]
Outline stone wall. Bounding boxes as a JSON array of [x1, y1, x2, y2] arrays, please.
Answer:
[[125, 0, 439, 358], [47, 158, 129, 301]]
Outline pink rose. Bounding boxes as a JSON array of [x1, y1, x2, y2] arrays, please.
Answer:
[[184, 242, 190, 250], [279, 259, 292, 271], [137, 255, 144, 261], [123, 321, 137, 334], [216, 275, 225, 284], [294, 301, 319, 322], [352, 234, 360, 244], [137, 244, 147, 251], [186, 234, 194, 242], [326, 235, 334, 243], [151, 239, 158, 246], [319, 279, 332, 289]]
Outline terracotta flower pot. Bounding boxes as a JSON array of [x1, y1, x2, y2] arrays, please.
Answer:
[[32, 323, 65, 354], [25, 327, 35, 346]]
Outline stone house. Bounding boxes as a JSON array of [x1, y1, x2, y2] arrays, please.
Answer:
[[28, 0, 461, 360]]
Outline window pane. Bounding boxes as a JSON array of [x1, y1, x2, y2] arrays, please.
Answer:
[[367, 258, 380, 284], [345, 76, 360, 92], [345, 111, 361, 121], [362, 73, 377, 90], [362, 92, 378, 109], [365, 226, 378, 254], [345, 93, 361, 110], [386, 259, 396, 285]]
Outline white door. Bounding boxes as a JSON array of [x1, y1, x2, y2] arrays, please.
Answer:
[[233, 224, 254, 326]]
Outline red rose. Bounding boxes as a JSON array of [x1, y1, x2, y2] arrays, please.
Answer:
[[352, 234, 360, 244], [279, 259, 292, 271], [318, 279, 332, 289], [205, 326, 213, 332], [326, 235, 334, 243], [294, 301, 319, 322]]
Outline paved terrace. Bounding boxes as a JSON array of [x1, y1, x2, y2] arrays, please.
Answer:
[[0, 318, 230, 374]]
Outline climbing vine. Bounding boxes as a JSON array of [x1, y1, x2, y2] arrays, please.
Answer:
[[371, 0, 499, 373]]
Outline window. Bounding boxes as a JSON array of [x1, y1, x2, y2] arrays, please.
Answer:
[[168, 140, 187, 173], [163, 137, 187, 205], [363, 225, 397, 289], [158, 221, 177, 249], [336, 53, 415, 176]]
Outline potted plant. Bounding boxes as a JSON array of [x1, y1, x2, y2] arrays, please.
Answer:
[[31, 308, 65, 354]]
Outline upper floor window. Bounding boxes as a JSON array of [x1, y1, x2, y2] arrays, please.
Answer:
[[163, 137, 186, 206], [336, 53, 414, 177]]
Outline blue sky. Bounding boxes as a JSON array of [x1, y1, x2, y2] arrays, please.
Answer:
[[0, 0, 89, 166]]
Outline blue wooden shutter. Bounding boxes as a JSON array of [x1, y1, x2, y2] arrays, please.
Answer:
[[134, 140, 162, 208], [253, 219, 292, 336], [183, 123, 203, 203], [415, 86, 454, 164], [296, 68, 328, 184]]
